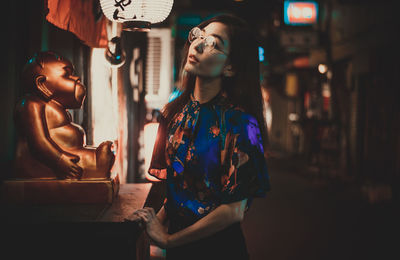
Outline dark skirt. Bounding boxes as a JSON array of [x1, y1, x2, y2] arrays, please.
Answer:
[[166, 222, 249, 260]]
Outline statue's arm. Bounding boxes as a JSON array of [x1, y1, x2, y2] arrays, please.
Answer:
[[22, 100, 64, 162], [21, 100, 82, 178]]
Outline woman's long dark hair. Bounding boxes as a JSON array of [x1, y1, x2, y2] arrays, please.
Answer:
[[162, 14, 269, 152]]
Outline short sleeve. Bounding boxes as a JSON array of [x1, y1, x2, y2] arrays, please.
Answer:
[[148, 116, 168, 180], [221, 114, 271, 204]]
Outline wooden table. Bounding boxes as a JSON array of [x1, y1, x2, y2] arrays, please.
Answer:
[[0, 183, 153, 259]]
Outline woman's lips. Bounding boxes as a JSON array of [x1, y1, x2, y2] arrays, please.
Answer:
[[188, 54, 199, 63]]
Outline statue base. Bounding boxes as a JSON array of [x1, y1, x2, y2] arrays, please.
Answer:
[[0, 176, 119, 204]]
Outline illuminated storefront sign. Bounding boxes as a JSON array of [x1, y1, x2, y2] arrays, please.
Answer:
[[284, 1, 318, 25]]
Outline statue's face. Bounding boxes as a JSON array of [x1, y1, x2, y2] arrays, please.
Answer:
[[41, 57, 86, 109]]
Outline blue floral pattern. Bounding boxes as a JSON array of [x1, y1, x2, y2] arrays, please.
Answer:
[[149, 93, 270, 232]]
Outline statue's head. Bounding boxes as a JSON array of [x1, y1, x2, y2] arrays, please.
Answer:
[[22, 51, 86, 109]]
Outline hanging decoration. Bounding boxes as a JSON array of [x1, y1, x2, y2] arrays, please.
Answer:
[[105, 36, 126, 67], [46, 0, 108, 48], [100, 0, 174, 31]]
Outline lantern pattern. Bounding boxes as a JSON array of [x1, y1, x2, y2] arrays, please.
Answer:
[[100, 0, 174, 30]]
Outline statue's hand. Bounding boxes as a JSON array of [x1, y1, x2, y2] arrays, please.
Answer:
[[56, 153, 83, 179]]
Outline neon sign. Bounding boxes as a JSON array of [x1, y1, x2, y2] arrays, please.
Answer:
[[284, 1, 318, 25]]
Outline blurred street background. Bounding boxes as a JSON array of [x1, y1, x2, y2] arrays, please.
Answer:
[[2, 1, 399, 259]]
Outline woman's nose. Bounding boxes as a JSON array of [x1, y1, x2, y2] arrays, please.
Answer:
[[194, 39, 204, 53]]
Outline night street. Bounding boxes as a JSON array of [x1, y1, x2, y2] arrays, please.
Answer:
[[242, 156, 399, 260], [3, 1, 400, 260]]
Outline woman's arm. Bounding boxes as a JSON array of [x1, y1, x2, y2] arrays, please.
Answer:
[[156, 205, 168, 226], [168, 199, 247, 247], [134, 199, 247, 248]]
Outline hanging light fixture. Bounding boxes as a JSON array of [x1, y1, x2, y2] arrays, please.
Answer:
[[100, 0, 174, 32], [105, 36, 126, 67]]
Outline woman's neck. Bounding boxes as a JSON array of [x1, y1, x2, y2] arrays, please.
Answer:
[[193, 76, 222, 104]]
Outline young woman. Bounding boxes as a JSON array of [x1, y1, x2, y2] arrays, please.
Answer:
[[132, 14, 271, 260]]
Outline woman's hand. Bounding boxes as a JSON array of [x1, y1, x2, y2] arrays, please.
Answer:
[[128, 199, 247, 249], [133, 207, 170, 248]]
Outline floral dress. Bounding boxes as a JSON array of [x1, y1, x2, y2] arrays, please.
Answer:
[[149, 92, 271, 254], [149, 93, 270, 256]]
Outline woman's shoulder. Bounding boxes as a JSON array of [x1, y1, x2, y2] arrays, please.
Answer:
[[224, 106, 258, 128], [223, 106, 264, 151]]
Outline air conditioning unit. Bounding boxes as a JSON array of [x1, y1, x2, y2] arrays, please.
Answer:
[[145, 28, 174, 110]]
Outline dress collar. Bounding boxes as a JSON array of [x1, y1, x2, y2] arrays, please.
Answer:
[[189, 91, 226, 108]]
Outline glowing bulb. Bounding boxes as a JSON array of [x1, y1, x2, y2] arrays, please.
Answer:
[[288, 113, 299, 121], [322, 83, 331, 98], [318, 64, 328, 74]]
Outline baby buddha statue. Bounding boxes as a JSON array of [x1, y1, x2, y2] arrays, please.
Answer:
[[13, 51, 115, 180]]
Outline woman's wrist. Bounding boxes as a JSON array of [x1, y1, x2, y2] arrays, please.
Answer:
[[165, 233, 176, 248]]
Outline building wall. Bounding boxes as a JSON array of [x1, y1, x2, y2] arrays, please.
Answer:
[[328, 1, 399, 193]]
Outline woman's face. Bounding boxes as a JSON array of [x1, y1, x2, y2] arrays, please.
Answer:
[[184, 22, 230, 78]]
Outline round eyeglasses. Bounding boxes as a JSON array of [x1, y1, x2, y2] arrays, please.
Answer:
[[188, 27, 227, 55]]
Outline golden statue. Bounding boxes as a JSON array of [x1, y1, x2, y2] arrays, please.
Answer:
[[14, 51, 115, 180]]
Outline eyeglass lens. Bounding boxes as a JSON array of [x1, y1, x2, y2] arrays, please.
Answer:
[[188, 27, 216, 49], [189, 27, 201, 43]]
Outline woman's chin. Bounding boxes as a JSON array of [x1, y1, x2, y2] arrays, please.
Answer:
[[184, 63, 198, 74]]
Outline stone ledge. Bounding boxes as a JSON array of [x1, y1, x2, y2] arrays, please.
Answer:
[[0, 176, 120, 204]]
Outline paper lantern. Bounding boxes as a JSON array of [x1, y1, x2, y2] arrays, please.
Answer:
[[100, 0, 174, 31]]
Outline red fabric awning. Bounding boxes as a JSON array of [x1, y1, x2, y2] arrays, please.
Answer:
[[45, 0, 108, 48]]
